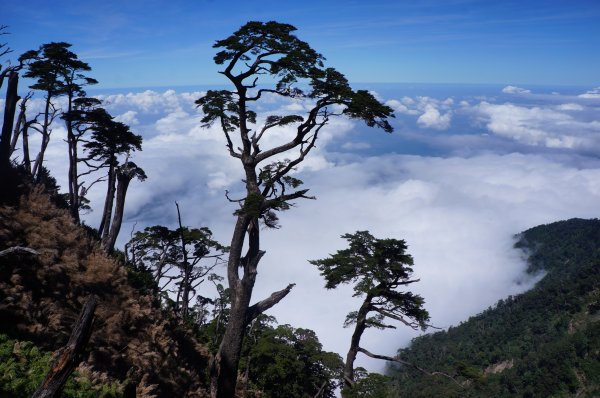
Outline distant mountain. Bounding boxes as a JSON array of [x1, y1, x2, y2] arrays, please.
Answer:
[[388, 218, 600, 397]]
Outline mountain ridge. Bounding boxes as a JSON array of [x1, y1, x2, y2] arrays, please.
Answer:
[[387, 218, 600, 397]]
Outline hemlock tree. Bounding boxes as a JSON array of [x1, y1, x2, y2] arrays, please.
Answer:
[[60, 62, 98, 222], [62, 96, 103, 214], [103, 161, 146, 253], [196, 21, 394, 398], [82, 108, 142, 251], [21, 42, 89, 180], [309, 231, 430, 395]]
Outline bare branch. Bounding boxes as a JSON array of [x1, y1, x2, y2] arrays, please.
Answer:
[[263, 189, 315, 210], [254, 103, 330, 164], [371, 307, 421, 330], [245, 283, 296, 324], [356, 347, 464, 388], [0, 246, 39, 257]]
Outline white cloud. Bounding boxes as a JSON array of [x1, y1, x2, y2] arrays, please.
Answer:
[[385, 99, 419, 115], [556, 103, 584, 111], [341, 141, 371, 150], [417, 103, 452, 130], [387, 96, 454, 130], [258, 153, 600, 372], [474, 101, 600, 149], [578, 87, 600, 99], [114, 110, 139, 125], [502, 85, 531, 95], [99, 89, 204, 115]]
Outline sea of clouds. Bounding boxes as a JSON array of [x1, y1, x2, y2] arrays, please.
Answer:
[[5, 83, 600, 372]]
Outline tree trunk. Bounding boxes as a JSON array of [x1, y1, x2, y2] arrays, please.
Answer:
[[210, 161, 295, 397], [0, 71, 19, 168], [211, 213, 257, 398], [22, 121, 31, 173], [102, 166, 131, 253], [31, 95, 53, 180], [10, 95, 28, 155], [66, 92, 80, 222], [211, 280, 255, 398], [32, 295, 97, 398], [176, 202, 191, 319], [98, 163, 116, 238], [342, 295, 372, 393]]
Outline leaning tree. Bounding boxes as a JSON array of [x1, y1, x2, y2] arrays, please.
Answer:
[[196, 21, 394, 397], [310, 231, 430, 395]]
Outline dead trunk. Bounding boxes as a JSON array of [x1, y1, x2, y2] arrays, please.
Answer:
[[65, 92, 80, 222], [98, 162, 116, 238], [0, 71, 19, 168], [32, 295, 97, 398], [10, 93, 30, 155], [21, 121, 31, 173], [31, 95, 53, 180], [176, 202, 192, 318], [102, 165, 131, 253]]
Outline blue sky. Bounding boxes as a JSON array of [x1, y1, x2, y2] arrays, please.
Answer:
[[2, 0, 599, 88]]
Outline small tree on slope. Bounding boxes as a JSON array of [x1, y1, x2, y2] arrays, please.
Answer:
[[310, 231, 430, 395]]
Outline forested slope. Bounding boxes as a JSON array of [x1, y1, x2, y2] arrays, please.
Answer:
[[388, 218, 600, 397]]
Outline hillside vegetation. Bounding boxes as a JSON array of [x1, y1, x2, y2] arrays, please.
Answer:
[[388, 218, 600, 397], [0, 187, 211, 397]]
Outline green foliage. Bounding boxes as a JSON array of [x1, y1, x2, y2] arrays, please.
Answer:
[[239, 319, 343, 398], [194, 278, 230, 353], [311, 231, 429, 330], [212, 21, 324, 87], [22, 42, 94, 96], [388, 218, 600, 397], [0, 334, 122, 397], [83, 108, 142, 167], [126, 223, 227, 318], [0, 334, 51, 396], [343, 368, 394, 398]]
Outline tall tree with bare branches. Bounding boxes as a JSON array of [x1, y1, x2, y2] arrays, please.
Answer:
[[196, 21, 394, 397]]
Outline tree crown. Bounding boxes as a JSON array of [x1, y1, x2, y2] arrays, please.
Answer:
[[22, 42, 94, 97], [310, 231, 430, 330]]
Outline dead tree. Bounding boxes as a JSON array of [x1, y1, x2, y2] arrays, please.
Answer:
[[32, 295, 98, 398]]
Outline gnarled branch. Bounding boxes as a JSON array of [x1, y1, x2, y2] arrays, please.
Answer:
[[0, 246, 39, 257], [245, 283, 296, 324], [356, 347, 464, 388]]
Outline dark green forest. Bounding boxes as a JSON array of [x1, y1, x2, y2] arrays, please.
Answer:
[[387, 218, 600, 397]]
